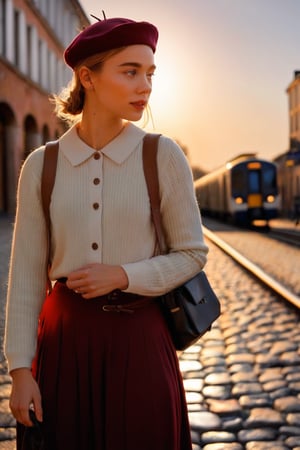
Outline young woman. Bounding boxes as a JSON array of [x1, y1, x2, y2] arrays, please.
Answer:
[[5, 17, 208, 450]]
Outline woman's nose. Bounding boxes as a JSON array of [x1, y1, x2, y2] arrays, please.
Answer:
[[136, 76, 152, 94]]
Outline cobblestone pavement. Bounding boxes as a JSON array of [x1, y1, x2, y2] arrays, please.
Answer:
[[1, 214, 300, 449], [183, 241, 300, 450]]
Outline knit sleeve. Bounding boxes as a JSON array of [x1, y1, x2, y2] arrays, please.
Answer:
[[4, 147, 49, 372], [122, 136, 208, 296]]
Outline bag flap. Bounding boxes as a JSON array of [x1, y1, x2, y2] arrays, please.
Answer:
[[180, 271, 219, 306]]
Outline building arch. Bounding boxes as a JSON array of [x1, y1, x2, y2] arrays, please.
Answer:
[[23, 114, 40, 158], [42, 123, 50, 144], [0, 102, 17, 213]]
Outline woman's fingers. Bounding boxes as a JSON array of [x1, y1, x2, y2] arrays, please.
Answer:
[[66, 264, 128, 298]]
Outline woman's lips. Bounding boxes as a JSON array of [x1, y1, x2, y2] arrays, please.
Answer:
[[130, 101, 146, 111]]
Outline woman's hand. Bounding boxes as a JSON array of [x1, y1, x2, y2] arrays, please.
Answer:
[[66, 263, 129, 299], [10, 368, 43, 426]]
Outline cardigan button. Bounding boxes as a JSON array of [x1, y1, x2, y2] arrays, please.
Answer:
[[94, 152, 101, 160], [92, 243, 98, 250], [93, 202, 99, 210], [93, 178, 100, 185]]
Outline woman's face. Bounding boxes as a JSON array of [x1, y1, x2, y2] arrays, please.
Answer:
[[86, 45, 156, 122]]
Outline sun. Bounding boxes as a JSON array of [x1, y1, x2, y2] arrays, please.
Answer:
[[144, 53, 182, 132]]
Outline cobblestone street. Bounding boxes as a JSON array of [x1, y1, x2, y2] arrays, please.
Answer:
[[185, 240, 300, 450]]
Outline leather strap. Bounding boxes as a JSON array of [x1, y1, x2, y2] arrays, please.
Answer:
[[41, 140, 59, 292], [142, 133, 167, 254], [41, 140, 59, 231]]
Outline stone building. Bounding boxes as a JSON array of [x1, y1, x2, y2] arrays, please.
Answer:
[[274, 72, 300, 216], [286, 70, 300, 151], [0, 0, 89, 213]]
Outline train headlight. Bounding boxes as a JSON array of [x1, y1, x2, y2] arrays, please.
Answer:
[[234, 197, 244, 204], [266, 195, 275, 203]]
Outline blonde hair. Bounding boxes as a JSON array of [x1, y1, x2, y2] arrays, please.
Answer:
[[52, 48, 125, 125]]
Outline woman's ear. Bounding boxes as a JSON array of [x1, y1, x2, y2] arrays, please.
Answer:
[[78, 67, 94, 90]]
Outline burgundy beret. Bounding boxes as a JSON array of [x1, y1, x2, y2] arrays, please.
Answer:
[[64, 18, 159, 69]]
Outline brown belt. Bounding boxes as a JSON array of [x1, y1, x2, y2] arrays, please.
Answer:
[[102, 297, 155, 314], [57, 278, 155, 313]]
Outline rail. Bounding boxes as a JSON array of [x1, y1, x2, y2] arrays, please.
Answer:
[[267, 228, 300, 247], [203, 226, 300, 310]]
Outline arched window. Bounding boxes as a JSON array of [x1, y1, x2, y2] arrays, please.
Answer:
[[42, 124, 50, 144], [0, 102, 17, 212], [24, 115, 39, 158]]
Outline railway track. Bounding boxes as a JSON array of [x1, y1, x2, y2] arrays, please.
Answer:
[[267, 227, 300, 248], [203, 226, 300, 310]]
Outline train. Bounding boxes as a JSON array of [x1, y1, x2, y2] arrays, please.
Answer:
[[194, 154, 281, 225]]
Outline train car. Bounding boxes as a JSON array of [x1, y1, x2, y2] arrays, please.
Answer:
[[194, 154, 280, 225]]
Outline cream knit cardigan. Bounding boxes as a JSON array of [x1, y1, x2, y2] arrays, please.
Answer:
[[5, 122, 208, 371]]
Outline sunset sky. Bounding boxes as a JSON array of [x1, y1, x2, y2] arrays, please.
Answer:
[[79, 0, 300, 171]]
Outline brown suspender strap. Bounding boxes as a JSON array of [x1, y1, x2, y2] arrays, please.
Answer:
[[41, 140, 59, 292], [142, 133, 167, 254], [41, 140, 59, 229]]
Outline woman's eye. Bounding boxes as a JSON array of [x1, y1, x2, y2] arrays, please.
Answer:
[[126, 69, 137, 77], [147, 72, 155, 79]]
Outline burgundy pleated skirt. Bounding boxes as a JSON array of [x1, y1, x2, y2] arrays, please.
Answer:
[[17, 282, 192, 450]]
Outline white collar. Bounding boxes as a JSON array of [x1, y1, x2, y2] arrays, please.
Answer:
[[59, 122, 146, 167]]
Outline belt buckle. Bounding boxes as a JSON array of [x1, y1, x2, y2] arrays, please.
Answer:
[[102, 304, 134, 314], [102, 305, 114, 312]]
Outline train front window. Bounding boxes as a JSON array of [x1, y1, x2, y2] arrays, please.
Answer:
[[248, 171, 260, 193], [262, 167, 277, 190]]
